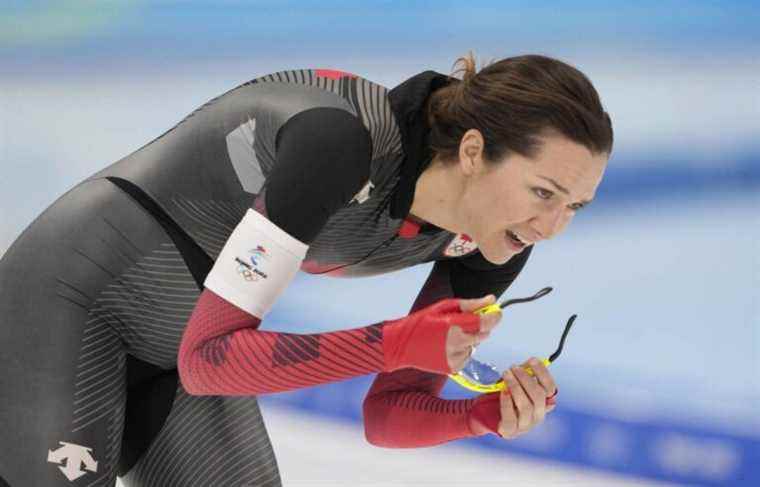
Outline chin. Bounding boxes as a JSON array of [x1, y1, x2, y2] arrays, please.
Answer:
[[478, 245, 515, 266]]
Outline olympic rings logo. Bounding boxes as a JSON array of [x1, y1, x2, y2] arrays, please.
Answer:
[[235, 245, 269, 282]]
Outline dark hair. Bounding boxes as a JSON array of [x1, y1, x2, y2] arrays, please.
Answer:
[[427, 52, 614, 164]]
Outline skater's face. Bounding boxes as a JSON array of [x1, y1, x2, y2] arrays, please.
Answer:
[[455, 129, 608, 265]]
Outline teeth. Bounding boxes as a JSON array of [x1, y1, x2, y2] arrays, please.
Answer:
[[509, 231, 528, 245]]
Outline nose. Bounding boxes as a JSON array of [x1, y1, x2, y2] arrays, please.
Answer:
[[531, 207, 565, 241]]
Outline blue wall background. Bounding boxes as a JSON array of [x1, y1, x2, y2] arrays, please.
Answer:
[[1, 2, 758, 486]]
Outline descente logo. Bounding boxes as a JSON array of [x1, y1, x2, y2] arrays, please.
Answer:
[[47, 441, 98, 481], [236, 245, 269, 282]]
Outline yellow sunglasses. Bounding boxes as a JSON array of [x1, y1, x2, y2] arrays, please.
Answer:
[[448, 287, 577, 394]]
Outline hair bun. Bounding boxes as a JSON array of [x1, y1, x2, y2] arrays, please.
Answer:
[[453, 51, 478, 86]]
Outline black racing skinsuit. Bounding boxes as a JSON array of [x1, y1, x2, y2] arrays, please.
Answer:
[[0, 68, 531, 487]]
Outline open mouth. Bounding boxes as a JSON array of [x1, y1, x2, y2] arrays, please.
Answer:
[[505, 230, 527, 249]]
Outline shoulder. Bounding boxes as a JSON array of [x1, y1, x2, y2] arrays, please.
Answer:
[[248, 69, 401, 159], [276, 106, 371, 154]]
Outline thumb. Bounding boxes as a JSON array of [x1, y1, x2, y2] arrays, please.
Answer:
[[450, 295, 496, 334], [458, 294, 496, 313]]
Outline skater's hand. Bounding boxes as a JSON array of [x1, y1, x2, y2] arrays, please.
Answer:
[[446, 295, 502, 372], [497, 357, 558, 439], [382, 295, 501, 374]]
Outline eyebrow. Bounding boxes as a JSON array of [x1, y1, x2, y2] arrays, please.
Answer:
[[537, 175, 594, 205]]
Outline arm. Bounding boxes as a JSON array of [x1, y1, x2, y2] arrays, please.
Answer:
[[363, 248, 533, 447], [179, 288, 387, 395], [177, 108, 483, 396], [179, 107, 379, 395]]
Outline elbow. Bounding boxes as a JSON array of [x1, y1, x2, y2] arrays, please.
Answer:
[[362, 393, 390, 448], [177, 291, 210, 396], [363, 429, 384, 448], [177, 288, 244, 396], [177, 359, 203, 396], [179, 371, 203, 397], [362, 404, 381, 446], [177, 332, 208, 396]]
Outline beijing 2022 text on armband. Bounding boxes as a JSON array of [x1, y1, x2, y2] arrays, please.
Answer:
[[204, 209, 309, 317]]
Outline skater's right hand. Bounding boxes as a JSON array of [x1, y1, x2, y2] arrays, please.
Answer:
[[382, 295, 502, 374]]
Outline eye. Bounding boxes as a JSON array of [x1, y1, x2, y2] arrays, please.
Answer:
[[568, 202, 586, 211], [533, 188, 553, 199]]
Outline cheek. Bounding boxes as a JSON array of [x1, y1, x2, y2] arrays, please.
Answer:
[[557, 211, 575, 234], [464, 187, 502, 233], [484, 189, 519, 222], [467, 176, 527, 237]]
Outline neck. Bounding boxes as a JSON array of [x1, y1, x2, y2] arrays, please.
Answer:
[[408, 157, 465, 233]]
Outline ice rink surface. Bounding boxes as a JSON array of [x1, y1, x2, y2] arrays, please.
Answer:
[[262, 406, 680, 487], [114, 404, 678, 487]]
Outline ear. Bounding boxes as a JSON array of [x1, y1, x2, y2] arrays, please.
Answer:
[[458, 129, 486, 176]]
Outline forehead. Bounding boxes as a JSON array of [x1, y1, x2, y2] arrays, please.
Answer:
[[528, 134, 607, 195]]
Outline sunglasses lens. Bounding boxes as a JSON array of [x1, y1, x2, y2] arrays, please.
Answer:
[[460, 358, 502, 386]]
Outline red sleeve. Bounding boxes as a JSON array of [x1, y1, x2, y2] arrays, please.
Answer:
[[178, 289, 386, 395], [178, 107, 382, 395], [363, 369, 492, 448], [362, 252, 531, 447]]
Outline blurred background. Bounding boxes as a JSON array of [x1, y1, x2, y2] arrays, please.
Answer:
[[1, 1, 757, 486]]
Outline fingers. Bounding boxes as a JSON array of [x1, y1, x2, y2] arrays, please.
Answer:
[[502, 369, 535, 434], [452, 310, 500, 337], [522, 357, 557, 398], [498, 360, 557, 438], [478, 311, 501, 334], [446, 341, 474, 372], [497, 381, 519, 438], [454, 296, 501, 334], [445, 313, 498, 355], [437, 295, 502, 373], [433, 295, 500, 334], [546, 394, 557, 412], [458, 294, 495, 313], [475, 330, 491, 342], [511, 365, 546, 426]]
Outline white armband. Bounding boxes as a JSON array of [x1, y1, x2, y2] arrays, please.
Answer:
[[204, 209, 309, 317]]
